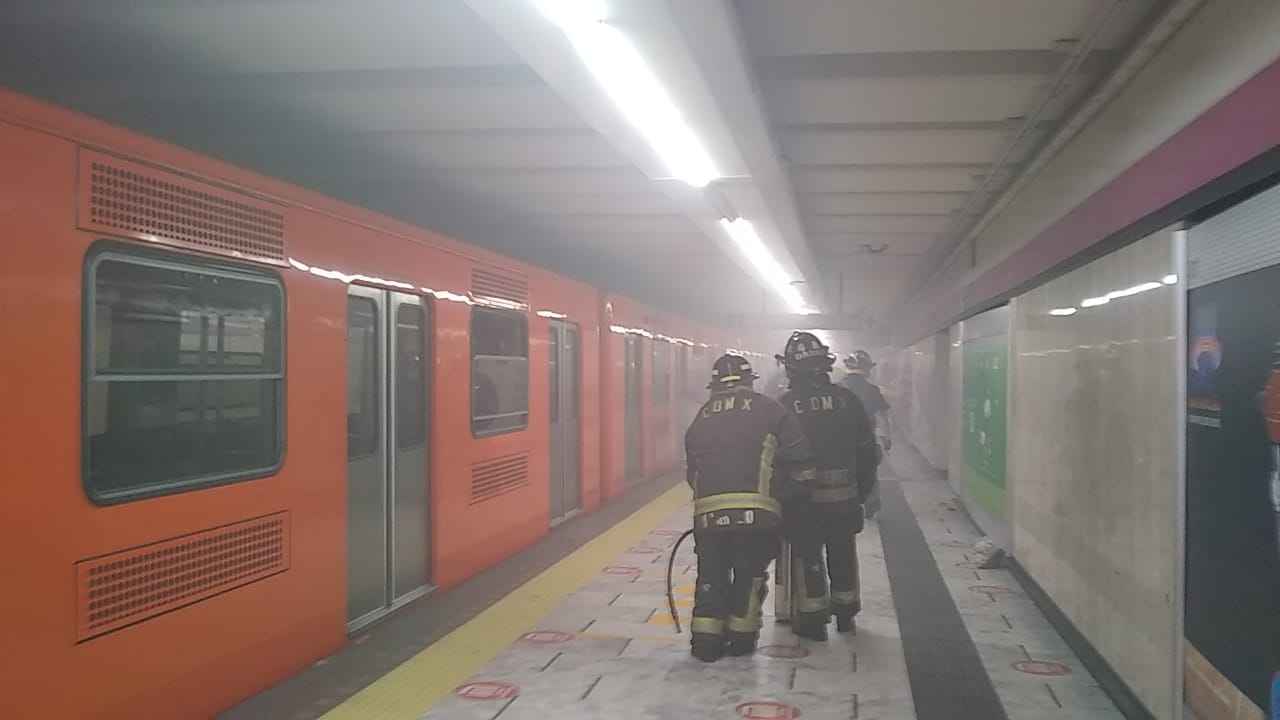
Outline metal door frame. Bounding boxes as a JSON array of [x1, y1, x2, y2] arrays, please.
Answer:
[[624, 336, 643, 484], [347, 287, 433, 634], [387, 292, 432, 612], [549, 319, 581, 526]]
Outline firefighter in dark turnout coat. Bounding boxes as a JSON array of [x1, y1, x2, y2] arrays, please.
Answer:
[[777, 332, 879, 640], [685, 354, 815, 662]]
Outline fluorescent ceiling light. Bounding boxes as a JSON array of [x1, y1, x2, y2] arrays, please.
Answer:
[[1049, 307, 1078, 316], [719, 218, 806, 312], [1162, 274, 1178, 285], [1080, 296, 1111, 308], [535, 0, 720, 187], [1105, 281, 1162, 300]]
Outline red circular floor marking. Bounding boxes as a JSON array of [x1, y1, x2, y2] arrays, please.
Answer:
[[519, 630, 573, 644], [759, 645, 810, 659], [602, 566, 642, 575], [737, 701, 802, 719], [969, 585, 1009, 594], [455, 681, 520, 701], [1013, 660, 1072, 676], [628, 545, 662, 554]]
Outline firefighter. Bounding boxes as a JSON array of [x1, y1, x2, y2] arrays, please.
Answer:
[[777, 333, 879, 639], [840, 350, 892, 518], [685, 353, 815, 662]]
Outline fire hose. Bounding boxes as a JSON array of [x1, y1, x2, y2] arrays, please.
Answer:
[[666, 528, 695, 634]]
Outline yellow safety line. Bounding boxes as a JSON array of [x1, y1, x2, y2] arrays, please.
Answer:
[[321, 484, 692, 720]]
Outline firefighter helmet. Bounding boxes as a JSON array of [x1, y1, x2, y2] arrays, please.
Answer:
[[708, 353, 759, 389], [776, 331, 833, 370], [844, 350, 875, 372]]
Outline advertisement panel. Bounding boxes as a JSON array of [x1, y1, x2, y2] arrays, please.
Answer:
[[1186, 262, 1280, 712], [962, 333, 1008, 520]]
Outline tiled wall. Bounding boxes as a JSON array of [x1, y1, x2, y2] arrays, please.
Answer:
[[1008, 229, 1181, 719], [889, 333, 951, 472]]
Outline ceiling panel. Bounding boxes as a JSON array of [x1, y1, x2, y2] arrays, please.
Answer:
[[809, 215, 954, 234], [792, 166, 985, 193], [780, 129, 1012, 165], [737, 0, 1111, 56], [294, 85, 588, 132], [831, 254, 923, 278], [386, 131, 632, 170], [501, 194, 682, 216], [447, 169, 663, 197], [532, 214, 702, 237], [98, 0, 523, 72], [800, 192, 970, 215], [810, 233, 940, 254], [764, 75, 1048, 125]]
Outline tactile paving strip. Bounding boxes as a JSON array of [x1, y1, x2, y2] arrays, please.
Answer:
[[878, 474, 1009, 720]]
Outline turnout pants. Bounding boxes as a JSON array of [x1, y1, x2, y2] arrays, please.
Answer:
[[691, 528, 778, 644], [786, 501, 862, 626]]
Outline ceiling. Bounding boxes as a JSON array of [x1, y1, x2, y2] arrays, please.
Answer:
[[0, 0, 1173, 341]]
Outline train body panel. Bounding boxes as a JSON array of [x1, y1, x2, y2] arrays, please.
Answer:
[[0, 88, 746, 719]]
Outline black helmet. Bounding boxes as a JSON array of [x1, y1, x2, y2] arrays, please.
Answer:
[[844, 350, 875, 372], [776, 331, 833, 371], [708, 353, 758, 389]]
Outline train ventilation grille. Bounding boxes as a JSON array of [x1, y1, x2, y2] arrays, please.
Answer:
[[78, 148, 287, 264], [470, 453, 529, 504], [75, 512, 290, 642], [472, 266, 529, 309]]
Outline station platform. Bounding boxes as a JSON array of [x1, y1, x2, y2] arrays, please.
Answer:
[[223, 448, 1125, 720]]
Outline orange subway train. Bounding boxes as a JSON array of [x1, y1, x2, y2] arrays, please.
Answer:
[[0, 88, 754, 719]]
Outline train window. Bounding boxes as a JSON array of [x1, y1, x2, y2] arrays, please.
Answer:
[[347, 297, 379, 458], [652, 341, 671, 404], [84, 247, 284, 504], [565, 326, 579, 421], [471, 308, 529, 437], [395, 304, 427, 450]]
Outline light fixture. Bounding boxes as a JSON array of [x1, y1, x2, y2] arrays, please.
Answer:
[[1049, 307, 1078, 316], [535, 0, 720, 187], [1080, 296, 1111, 308], [1106, 281, 1162, 300], [1162, 274, 1178, 285], [718, 217, 807, 313]]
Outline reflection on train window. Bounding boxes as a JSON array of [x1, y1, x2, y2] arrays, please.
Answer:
[[471, 308, 529, 437], [565, 326, 579, 421], [85, 248, 284, 503], [396, 303, 427, 450], [347, 297, 379, 458], [652, 341, 671, 404]]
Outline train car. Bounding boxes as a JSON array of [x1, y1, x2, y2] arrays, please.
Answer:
[[0, 88, 738, 719]]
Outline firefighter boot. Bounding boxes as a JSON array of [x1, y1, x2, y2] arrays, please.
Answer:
[[727, 631, 758, 657], [792, 616, 828, 642], [835, 613, 856, 635], [691, 633, 725, 663]]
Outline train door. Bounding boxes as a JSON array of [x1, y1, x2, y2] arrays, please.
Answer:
[[346, 287, 431, 632], [624, 335, 643, 484], [548, 321, 581, 525]]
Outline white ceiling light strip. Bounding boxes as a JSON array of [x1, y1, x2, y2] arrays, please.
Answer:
[[535, 0, 720, 187], [719, 218, 807, 313]]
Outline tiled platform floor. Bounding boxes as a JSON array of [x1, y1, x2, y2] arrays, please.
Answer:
[[229, 441, 1127, 720], [417, 448, 1124, 719], [422, 499, 913, 720]]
